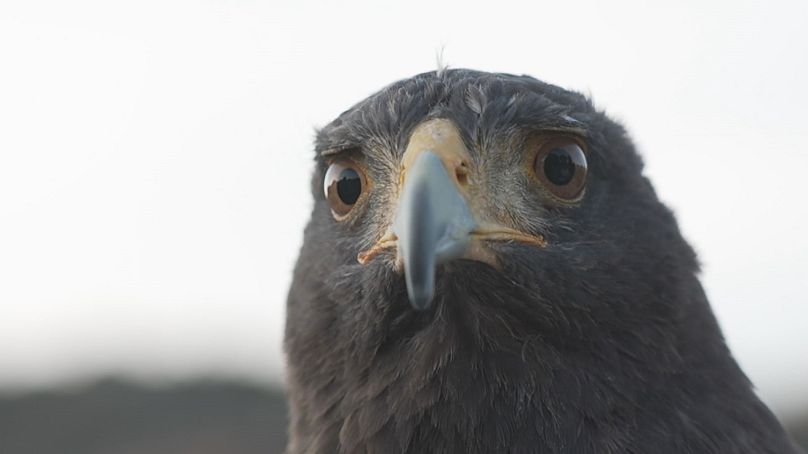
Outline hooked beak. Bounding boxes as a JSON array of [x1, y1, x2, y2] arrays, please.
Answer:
[[393, 150, 475, 309], [357, 119, 546, 310]]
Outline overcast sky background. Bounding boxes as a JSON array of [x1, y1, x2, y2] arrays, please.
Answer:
[[0, 0, 806, 417]]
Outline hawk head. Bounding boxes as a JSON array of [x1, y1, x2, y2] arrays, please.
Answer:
[[284, 69, 793, 453]]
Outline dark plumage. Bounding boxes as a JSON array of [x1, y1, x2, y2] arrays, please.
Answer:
[[284, 69, 800, 453]]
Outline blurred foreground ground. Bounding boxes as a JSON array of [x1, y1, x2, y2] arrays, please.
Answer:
[[0, 379, 805, 453]]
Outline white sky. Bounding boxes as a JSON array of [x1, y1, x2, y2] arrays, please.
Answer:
[[0, 0, 806, 417]]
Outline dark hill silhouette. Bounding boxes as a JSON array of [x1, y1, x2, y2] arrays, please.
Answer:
[[0, 379, 287, 454]]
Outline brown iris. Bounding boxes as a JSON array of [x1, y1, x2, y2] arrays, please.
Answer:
[[323, 160, 367, 219], [532, 137, 588, 201]]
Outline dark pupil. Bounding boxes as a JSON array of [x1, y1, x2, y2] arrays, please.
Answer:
[[544, 148, 576, 185], [336, 168, 362, 204]]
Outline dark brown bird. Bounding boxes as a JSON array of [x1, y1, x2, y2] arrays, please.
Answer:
[[284, 69, 801, 453]]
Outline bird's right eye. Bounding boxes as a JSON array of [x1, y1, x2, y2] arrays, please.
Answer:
[[324, 160, 367, 220]]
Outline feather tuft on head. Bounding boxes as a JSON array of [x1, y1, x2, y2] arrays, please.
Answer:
[[435, 46, 449, 78]]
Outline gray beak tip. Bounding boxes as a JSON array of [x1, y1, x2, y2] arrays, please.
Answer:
[[408, 286, 434, 311]]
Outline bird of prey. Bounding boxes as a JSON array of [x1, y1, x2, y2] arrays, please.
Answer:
[[284, 69, 801, 453]]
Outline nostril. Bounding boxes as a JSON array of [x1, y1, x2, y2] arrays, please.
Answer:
[[455, 162, 469, 186]]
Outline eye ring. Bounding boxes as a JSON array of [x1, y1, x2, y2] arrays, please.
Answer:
[[531, 136, 588, 202], [323, 159, 369, 220]]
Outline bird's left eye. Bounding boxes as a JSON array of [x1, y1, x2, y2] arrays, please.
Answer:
[[532, 137, 588, 201], [323, 160, 367, 219]]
